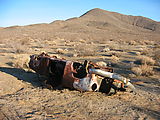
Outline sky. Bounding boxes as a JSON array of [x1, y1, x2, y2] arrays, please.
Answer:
[[0, 0, 160, 27]]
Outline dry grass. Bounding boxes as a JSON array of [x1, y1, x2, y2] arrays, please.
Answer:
[[101, 47, 110, 52], [140, 49, 150, 56], [131, 67, 142, 76], [111, 55, 119, 62], [96, 61, 107, 67], [153, 50, 160, 60], [109, 51, 122, 57], [108, 44, 129, 52], [56, 48, 67, 54], [136, 56, 155, 65], [12, 43, 29, 54], [131, 64, 154, 76], [152, 49, 160, 66], [13, 54, 30, 70], [4, 38, 31, 54], [79, 39, 86, 43], [74, 44, 97, 57], [44, 40, 57, 46], [127, 40, 137, 45], [108, 44, 121, 51]]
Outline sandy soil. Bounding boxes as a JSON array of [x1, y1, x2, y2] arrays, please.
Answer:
[[0, 8, 160, 120]]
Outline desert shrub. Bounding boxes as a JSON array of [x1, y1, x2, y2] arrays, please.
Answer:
[[127, 40, 137, 45], [144, 40, 155, 45], [137, 40, 146, 45], [111, 55, 119, 62], [79, 39, 86, 43], [56, 48, 67, 54], [74, 44, 97, 57], [153, 50, 160, 60], [131, 67, 142, 76], [4, 38, 30, 54], [135, 52, 141, 56], [108, 44, 127, 52], [101, 47, 110, 52], [152, 49, 160, 66], [140, 49, 150, 55], [154, 44, 160, 49], [0, 38, 8, 44], [130, 51, 141, 55], [13, 55, 30, 70], [12, 44, 28, 53], [109, 44, 119, 51], [109, 51, 121, 57], [20, 37, 30, 45], [73, 53, 78, 57], [136, 56, 155, 65], [131, 64, 154, 76], [10, 41, 29, 54], [96, 61, 107, 67], [35, 40, 47, 48], [44, 40, 56, 46]]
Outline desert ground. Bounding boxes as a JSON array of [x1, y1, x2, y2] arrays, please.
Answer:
[[0, 8, 160, 120]]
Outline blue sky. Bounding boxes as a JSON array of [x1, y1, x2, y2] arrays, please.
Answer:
[[0, 0, 159, 27]]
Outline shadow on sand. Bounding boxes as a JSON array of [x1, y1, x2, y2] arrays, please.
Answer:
[[0, 67, 46, 87]]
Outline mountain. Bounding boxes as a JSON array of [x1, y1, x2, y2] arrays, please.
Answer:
[[79, 8, 160, 32], [0, 8, 159, 44], [1, 8, 160, 33]]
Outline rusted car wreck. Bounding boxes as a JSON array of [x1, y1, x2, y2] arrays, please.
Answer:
[[29, 52, 135, 95]]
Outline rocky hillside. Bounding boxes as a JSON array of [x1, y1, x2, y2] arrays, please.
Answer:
[[79, 8, 160, 32], [1, 8, 160, 47]]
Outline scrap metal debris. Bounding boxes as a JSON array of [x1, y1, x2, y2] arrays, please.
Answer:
[[29, 52, 135, 95]]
